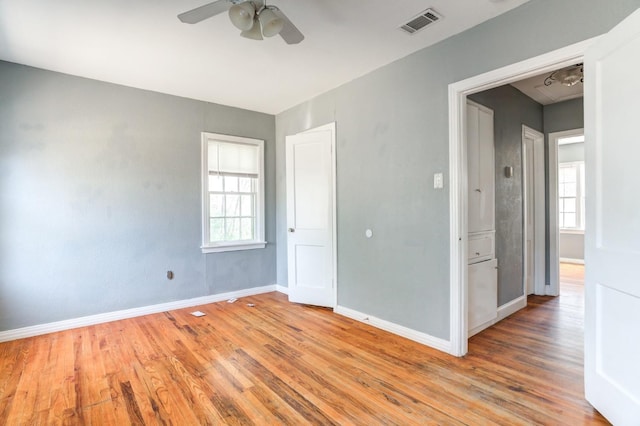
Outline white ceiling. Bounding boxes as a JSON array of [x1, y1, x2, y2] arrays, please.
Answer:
[[0, 0, 530, 114], [510, 66, 584, 105]]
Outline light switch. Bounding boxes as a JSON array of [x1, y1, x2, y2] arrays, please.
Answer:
[[434, 172, 444, 189]]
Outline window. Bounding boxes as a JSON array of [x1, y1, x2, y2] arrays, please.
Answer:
[[558, 161, 585, 231], [201, 132, 265, 253]]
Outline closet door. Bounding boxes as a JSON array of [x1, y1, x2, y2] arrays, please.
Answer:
[[467, 101, 495, 233]]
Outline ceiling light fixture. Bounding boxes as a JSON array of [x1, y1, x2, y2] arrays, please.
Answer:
[[229, 1, 283, 39], [178, 0, 304, 44], [544, 63, 584, 87], [228, 2, 255, 31]]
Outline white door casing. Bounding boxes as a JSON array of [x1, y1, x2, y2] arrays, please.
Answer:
[[522, 126, 547, 296], [285, 123, 337, 308], [523, 135, 535, 296], [584, 8, 640, 424]]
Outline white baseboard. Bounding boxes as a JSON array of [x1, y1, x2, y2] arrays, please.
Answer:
[[468, 296, 527, 337], [498, 295, 527, 320], [334, 305, 452, 355], [0, 285, 278, 343], [275, 284, 289, 295], [469, 319, 496, 337], [560, 257, 585, 265]]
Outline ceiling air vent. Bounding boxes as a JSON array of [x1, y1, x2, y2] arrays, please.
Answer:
[[399, 8, 442, 35]]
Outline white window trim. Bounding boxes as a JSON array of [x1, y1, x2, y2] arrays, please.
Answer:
[[201, 132, 266, 253]]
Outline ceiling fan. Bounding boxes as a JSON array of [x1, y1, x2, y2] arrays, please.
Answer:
[[178, 0, 304, 44]]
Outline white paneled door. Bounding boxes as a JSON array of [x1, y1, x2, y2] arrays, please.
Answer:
[[584, 8, 640, 424], [286, 123, 336, 307]]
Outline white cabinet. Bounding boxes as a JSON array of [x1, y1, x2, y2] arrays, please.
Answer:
[[467, 100, 497, 337], [468, 259, 498, 336], [467, 101, 495, 233], [468, 231, 495, 264]]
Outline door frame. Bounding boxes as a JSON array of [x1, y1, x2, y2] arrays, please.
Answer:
[[522, 125, 547, 296], [548, 128, 584, 295], [448, 37, 599, 357], [285, 122, 338, 308]]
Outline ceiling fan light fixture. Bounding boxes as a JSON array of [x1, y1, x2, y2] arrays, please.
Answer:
[[229, 2, 255, 31], [240, 17, 263, 40], [544, 64, 584, 87], [177, 0, 304, 45], [258, 7, 284, 37]]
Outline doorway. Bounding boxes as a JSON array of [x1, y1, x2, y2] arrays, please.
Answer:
[[447, 37, 598, 357], [549, 128, 585, 297]]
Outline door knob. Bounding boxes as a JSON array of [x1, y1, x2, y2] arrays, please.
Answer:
[[288, 228, 295, 233]]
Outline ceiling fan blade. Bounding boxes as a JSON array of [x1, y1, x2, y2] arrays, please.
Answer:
[[178, 0, 231, 24], [273, 9, 304, 44]]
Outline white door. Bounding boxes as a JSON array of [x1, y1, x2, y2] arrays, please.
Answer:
[[584, 8, 640, 424], [285, 123, 336, 307]]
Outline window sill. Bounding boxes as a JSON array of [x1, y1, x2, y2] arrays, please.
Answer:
[[201, 241, 267, 253], [560, 229, 585, 235]]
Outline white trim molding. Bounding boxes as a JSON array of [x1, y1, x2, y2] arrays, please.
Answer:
[[469, 296, 527, 337], [560, 257, 585, 265], [276, 284, 289, 295], [448, 37, 599, 357], [522, 125, 547, 296], [0, 285, 278, 343], [498, 296, 527, 321], [335, 305, 452, 355]]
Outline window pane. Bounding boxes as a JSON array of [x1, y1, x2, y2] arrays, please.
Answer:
[[241, 195, 253, 217], [560, 166, 576, 183], [564, 213, 576, 228], [225, 218, 240, 241], [239, 177, 253, 193], [563, 198, 576, 213], [209, 175, 223, 192], [210, 218, 224, 242], [564, 183, 577, 197], [559, 183, 565, 197], [559, 213, 564, 228], [210, 194, 224, 217], [241, 218, 254, 240], [203, 135, 264, 249], [225, 195, 240, 217], [224, 176, 238, 192]]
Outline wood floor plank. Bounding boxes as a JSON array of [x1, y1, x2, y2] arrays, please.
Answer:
[[0, 263, 608, 424]]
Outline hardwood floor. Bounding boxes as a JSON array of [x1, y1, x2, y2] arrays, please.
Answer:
[[0, 265, 607, 425]]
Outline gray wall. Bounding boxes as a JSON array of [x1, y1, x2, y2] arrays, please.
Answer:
[[469, 86, 543, 306], [543, 98, 585, 272], [0, 61, 276, 331], [544, 98, 584, 134], [276, 0, 639, 340], [560, 233, 584, 260]]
